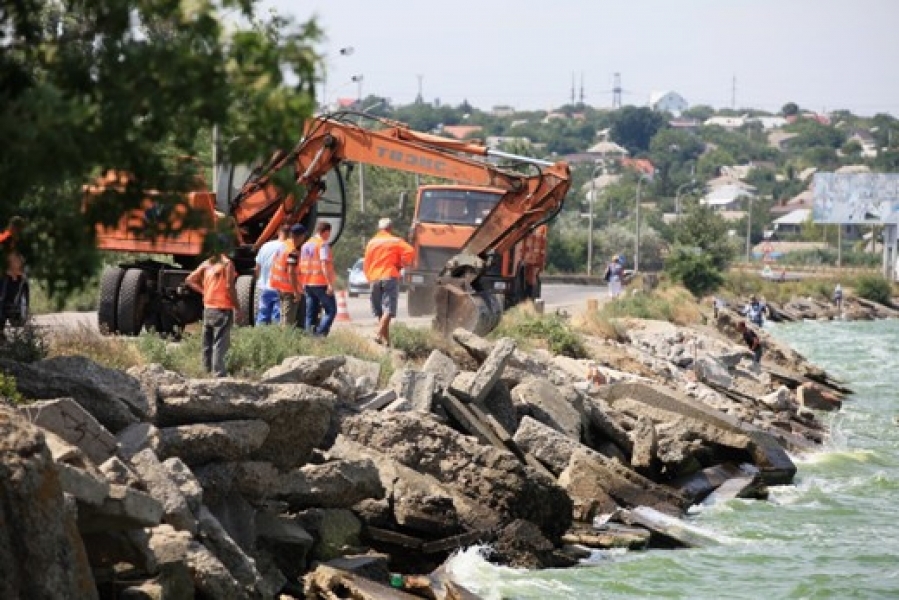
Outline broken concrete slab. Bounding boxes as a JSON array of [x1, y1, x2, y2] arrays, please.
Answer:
[[19, 398, 118, 464], [130, 448, 197, 533], [260, 355, 345, 386], [157, 420, 270, 466], [621, 506, 723, 548], [78, 484, 164, 533]]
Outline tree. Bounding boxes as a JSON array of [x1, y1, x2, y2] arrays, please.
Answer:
[[672, 204, 734, 270], [2, 1, 320, 297], [609, 106, 668, 155], [664, 246, 724, 296], [781, 102, 800, 117]]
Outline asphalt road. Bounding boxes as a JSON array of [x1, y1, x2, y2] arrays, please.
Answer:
[[34, 283, 611, 335]]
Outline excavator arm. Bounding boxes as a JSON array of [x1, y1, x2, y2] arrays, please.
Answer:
[[229, 112, 571, 334]]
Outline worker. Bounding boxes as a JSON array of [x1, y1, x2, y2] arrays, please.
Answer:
[[833, 283, 843, 311], [0, 216, 26, 335], [736, 321, 763, 365], [269, 223, 307, 327], [254, 223, 290, 325], [185, 235, 239, 377], [364, 217, 414, 346], [300, 221, 337, 337]]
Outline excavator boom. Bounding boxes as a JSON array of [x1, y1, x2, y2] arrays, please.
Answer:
[[229, 112, 571, 335]]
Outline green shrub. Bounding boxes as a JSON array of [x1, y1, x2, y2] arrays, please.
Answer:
[[0, 320, 48, 363], [664, 246, 724, 297], [0, 372, 24, 405], [390, 323, 451, 361], [492, 308, 586, 358], [854, 274, 893, 306]]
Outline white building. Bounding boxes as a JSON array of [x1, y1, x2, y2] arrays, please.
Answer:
[[648, 91, 689, 115]]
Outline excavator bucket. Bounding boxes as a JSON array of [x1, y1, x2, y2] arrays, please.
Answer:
[[433, 279, 503, 336]]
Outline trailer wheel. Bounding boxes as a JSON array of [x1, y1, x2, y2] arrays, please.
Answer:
[[116, 268, 148, 336], [407, 286, 435, 317], [235, 274, 256, 327], [98, 266, 125, 334]]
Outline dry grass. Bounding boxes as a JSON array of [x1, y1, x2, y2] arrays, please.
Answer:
[[47, 324, 143, 370]]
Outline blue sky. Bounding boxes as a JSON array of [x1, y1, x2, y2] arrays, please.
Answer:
[[268, 0, 898, 116]]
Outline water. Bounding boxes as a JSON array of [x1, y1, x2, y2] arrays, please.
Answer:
[[447, 320, 899, 599]]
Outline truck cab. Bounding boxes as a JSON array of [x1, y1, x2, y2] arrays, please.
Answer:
[[406, 185, 547, 316]]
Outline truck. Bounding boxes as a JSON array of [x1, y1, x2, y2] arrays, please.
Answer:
[[90, 112, 570, 337], [405, 184, 551, 317]]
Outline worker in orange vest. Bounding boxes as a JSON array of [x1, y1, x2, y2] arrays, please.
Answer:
[[269, 223, 307, 327], [0, 216, 26, 335], [300, 221, 337, 336], [185, 235, 239, 377], [364, 217, 414, 346]]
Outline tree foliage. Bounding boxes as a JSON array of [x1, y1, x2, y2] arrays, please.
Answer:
[[672, 204, 734, 270], [664, 246, 724, 297], [609, 106, 668, 155], [1, 0, 320, 296]]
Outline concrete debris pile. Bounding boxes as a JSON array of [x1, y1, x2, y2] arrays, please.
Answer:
[[0, 318, 848, 599]]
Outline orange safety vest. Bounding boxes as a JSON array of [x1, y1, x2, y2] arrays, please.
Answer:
[[198, 257, 237, 310], [269, 240, 298, 293], [364, 231, 414, 282], [299, 235, 329, 286]]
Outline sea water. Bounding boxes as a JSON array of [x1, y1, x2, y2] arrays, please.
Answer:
[[446, 320, 899, 599]]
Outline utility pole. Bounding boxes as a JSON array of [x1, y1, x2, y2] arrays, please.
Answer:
[[579, 72, 585, 105], [415, 75, 424, 104], [570, 72, 575, 105]]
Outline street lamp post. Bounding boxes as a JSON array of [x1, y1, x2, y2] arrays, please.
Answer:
[[745, 196, 753, 264], [321, 46, 354, 112], [351, 74, 364, 108], [587, 162, 603, 276], [635, 174, 649, 272]]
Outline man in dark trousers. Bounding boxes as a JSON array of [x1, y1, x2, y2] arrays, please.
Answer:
[[736, 321, 763, 364]]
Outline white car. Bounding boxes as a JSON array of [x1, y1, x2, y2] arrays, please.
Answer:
[[347, 258, 370, 297]]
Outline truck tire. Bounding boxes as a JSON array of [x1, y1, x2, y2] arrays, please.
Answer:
[[407, 286, 435, 317], [116, 268, 148, 336], [235, 274, 255, 327], [98, 266, 125, 334]]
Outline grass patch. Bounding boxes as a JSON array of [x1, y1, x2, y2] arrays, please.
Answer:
[[721, 271, 835, 304], [49, 325, 143, 371], [592, 284, 703, 326], [852, 274, 894, 306], [491, 303, 587, 358], [0, 372, 24, 405], [138, 325, 391, 382], [390, 323, 455, 363]]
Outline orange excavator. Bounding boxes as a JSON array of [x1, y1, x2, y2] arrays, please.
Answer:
[[92, 112, 570, 337]]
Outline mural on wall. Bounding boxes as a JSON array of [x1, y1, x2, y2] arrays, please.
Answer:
[[813, 173, 899, 224]]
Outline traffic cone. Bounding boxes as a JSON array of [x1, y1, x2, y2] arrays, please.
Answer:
[[335, 289, 352, 323]]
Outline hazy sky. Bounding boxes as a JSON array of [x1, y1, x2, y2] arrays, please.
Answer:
[[268, 0, 898, 116]]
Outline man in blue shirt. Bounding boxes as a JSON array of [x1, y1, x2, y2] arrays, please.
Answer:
[[253, 223, 289, 325]]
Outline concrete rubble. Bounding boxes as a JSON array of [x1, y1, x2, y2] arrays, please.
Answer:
[[0, 316, 850, 599]]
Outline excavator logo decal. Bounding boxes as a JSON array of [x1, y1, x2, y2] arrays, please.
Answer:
[[376, 147, 447, 174]]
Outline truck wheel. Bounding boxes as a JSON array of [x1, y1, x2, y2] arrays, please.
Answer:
[[116, 268, 148, 336], [407, 287, 434, 317], [8, 281, 29, 327], [235, 274, 255, 327], [98, 266, 125, 334]]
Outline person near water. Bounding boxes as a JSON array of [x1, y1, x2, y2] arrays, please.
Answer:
[[833, 283, 843, 311], [736, 321, 763, 364], [364, 217, 414, 346], [0, 216, 26, 335], [743, 294, 767, 327]]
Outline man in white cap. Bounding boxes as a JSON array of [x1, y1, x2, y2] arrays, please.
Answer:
[[363, 217, 414, 346]]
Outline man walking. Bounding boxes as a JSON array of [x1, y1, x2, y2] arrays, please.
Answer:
[[185, 236, 238, 377], [736, 321, 763, 365], [269, 223, 307, 327], [254, 223, 290, 325], [364, 217, 414, 346], [300, 222, 337, 336]]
